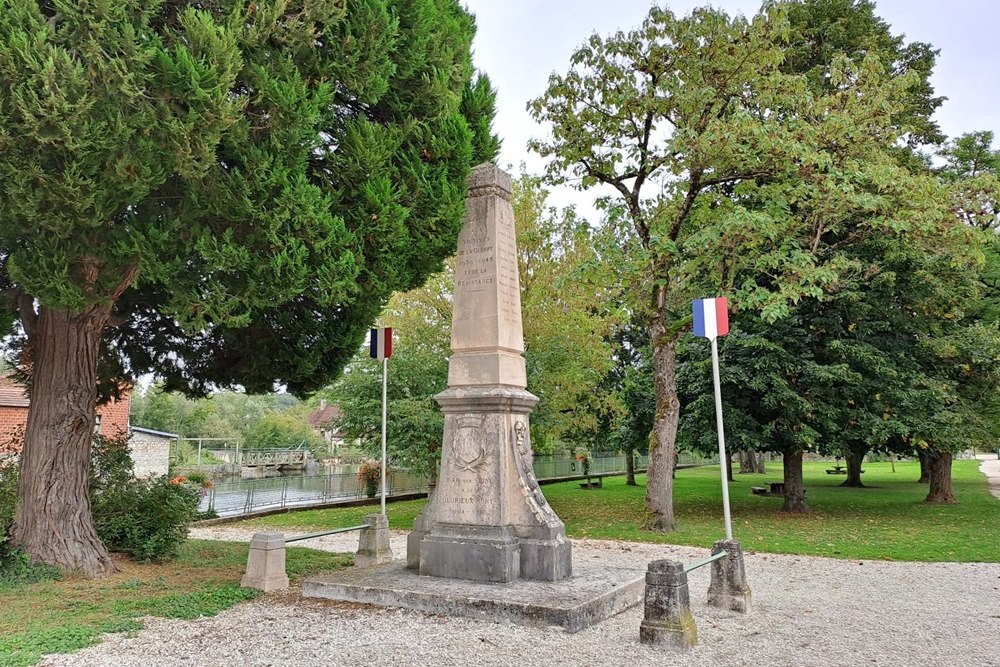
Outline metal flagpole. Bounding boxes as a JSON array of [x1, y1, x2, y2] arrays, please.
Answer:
[[380, 356, 388, 516], [710, 336, 733, 540]]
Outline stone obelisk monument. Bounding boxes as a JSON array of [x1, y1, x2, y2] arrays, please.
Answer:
[[406, 163, 572, 583]]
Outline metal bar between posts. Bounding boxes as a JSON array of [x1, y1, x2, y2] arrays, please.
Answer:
[[684, 550, 728, 573], [284, 524, 369, 543]]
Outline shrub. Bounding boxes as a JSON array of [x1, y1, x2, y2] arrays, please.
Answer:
[[1, 431, 200, 567], [90, 433, 135, 490], [358, 460, 381, 498], [0, 457, 19, 558], [185, 471, 208, 485], [92, 476, 200, 562]]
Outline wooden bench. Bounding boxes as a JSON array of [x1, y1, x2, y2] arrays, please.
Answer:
[[826, 466, 863, 474], [579, 477, 603, 489]]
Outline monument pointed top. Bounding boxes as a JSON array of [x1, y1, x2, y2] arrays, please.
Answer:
[[469, 163, 512, 201]]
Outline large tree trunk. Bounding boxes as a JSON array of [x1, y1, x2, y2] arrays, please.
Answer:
[[11, 304, 118, 578], [625, 444, 637, 486], [781, 446, 808, 513], [917, 450, 930, 483], [645, 315, 678, 532], [725, 453, 734, 482], [738, 450, 766, 474], [840, 449, 868, 488], [924, 450, 956, 503]]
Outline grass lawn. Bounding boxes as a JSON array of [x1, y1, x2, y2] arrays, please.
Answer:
[[0, 540, 350, 667], [248, 460, 999, 563]]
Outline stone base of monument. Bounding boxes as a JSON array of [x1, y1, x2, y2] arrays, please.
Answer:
[[302, 560, 644, 633]]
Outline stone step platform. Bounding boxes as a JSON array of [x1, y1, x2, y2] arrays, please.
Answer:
[[303, 561, 644, 633]]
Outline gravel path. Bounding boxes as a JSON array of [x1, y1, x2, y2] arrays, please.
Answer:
[[980, 455, 1000, 501], [38, 523, 1000, 667]]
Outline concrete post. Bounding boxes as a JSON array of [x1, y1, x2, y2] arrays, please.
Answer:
[[241, 531, 289, 592], [707, 538, 752, 613], [356, 513, 393, 567], [639, 559, 697, 649]]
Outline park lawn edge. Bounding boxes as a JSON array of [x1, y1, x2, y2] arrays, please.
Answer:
[[247, 460, 1000, 563]]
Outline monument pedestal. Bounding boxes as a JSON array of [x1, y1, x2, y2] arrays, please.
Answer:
[[412, 386, 572, 582]]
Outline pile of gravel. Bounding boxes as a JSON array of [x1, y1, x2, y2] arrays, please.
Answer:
[[38, 525, 1000, 667]]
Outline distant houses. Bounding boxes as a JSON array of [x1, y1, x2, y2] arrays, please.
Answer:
[[308, 399, 345, 451]]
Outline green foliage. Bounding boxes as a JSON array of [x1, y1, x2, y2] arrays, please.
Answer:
[[0, 549, 62, 589], [461, 73, 502, 165], [242, 406, 325, 452], [514, 174, 623, 451], [0, 0, 494, 397], [0, 460, 16, 557], [112, 583, 259, 620], [90, 434, 137, 491], [91, 477, 200, 562]]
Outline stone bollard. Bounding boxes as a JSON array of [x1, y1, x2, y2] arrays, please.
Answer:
[[241, 531, 289, 592], [356, 513, 393, 567], [639, 559, 697, 649], [707, 539, 752, 613]]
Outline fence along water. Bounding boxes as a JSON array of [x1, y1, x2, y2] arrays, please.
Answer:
[[197, 451, 720, 518]]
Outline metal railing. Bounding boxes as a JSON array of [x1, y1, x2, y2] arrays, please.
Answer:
[[201, 469, 428, 517], [198, 451, 716, 518]]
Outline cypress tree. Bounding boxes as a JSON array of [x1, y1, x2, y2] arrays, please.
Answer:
[[0, 0, 497, 576]]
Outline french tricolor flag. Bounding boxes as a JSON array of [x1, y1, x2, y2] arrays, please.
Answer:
[[370, 327, 393, 360], [692, 297, 730, 340]]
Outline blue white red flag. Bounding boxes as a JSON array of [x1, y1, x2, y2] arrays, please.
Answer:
[[370, 327, 393, 360], [692, 297, 729, 339]]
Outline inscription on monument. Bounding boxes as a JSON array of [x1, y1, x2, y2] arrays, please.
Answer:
[[455, 229, 494, 293], [495, 210, 519, 327]]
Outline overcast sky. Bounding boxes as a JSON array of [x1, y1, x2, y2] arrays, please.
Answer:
[[461, 0, 1000, 216]]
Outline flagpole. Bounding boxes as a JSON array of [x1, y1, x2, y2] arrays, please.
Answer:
[[380, 356, 388, 517], [711, 336, 733, 540]]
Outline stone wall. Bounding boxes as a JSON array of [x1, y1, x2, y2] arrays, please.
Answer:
[[128, 430, 173, 479]]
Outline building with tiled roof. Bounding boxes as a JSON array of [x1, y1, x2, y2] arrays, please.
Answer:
[[308, 399, 346, 449]]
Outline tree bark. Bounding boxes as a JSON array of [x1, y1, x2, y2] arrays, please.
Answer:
[[11, 304, 118, 578], [738, 450, 766, 474], [645, 315, 678, 532], [725, 453, 734, 482], [625, 444, 637, 486], [840, 449, 868, 488], [924, 450, 956, 503], [781, 446, 808, 513], [917, 450, 930, 483]]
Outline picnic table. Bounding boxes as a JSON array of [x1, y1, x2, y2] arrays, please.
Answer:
[[751, 481, 786, 496]]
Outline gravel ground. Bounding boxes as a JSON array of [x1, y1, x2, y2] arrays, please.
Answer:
[[38, 523, 1000, 667]]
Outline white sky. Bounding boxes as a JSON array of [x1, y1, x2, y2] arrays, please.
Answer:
[[462, 0, 1000, 216]]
